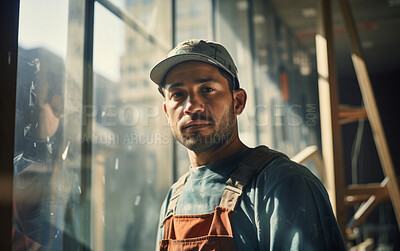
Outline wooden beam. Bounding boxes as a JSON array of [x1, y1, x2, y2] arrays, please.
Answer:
[[344, 183, 390, 205], [316, 0, 346, 236], [346, 192, 390, 230], [291, 145, 327, 185], [349, 238, 374, 251], [338, 105, 367, 125], [345, 183, 388, 196], [345, 194, 374, 205], [337, 0, 400, 230], [346, 179, 390, 230]]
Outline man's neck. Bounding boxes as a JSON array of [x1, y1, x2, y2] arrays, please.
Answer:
[[187, 132, 248, 167]]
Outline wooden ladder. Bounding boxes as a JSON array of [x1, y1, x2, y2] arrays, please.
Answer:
[[315, 0, 400, 240]]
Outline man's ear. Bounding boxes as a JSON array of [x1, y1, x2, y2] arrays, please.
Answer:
[[233, 88, 247, 115], [163, 101, 169, 119]]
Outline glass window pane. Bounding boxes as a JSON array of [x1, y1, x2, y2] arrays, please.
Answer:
[[175, 0, 213, 43], [106, 0, 126, 10], [174, 0, 213, 177], [92, 1, 172, 250], [13, 0, 85, 250], [251, 0, 278, 149], [216, 0, 257, 147], [234, 0, 319, 158]]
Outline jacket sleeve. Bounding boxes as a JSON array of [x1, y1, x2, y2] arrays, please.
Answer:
[[254, 164, 347, 250]]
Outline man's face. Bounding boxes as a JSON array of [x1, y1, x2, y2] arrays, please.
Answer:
[[163, 61, 237, 153]]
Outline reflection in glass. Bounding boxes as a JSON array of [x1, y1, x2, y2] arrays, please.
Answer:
[[93, 1, 172, 250], [13, 0, 85, 250], [13, 48, 66, 251]]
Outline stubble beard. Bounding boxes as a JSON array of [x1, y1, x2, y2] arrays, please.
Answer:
[[174, 105, 236, 153]]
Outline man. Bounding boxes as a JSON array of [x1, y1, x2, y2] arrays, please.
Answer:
[[150, 39, 346, 250], [12, 52, 79, 250]]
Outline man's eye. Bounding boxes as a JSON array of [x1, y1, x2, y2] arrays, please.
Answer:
[[171, 91, 184, 98], [201, 87, 214, 93]]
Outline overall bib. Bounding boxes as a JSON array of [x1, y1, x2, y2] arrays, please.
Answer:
[[159, 147, 285, 251]]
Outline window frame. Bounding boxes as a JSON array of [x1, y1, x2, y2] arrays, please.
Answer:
[[0, 0, 20, 249]]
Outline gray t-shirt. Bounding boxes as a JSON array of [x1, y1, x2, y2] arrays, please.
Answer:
[[156, 146, 346, 250]]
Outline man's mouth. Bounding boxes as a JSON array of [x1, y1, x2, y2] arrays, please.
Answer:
[[182, 120, 213, 130]]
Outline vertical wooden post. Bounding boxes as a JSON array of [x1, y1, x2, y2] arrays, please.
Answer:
[[337, 0, 400, 230], [315, 0, 346, 237]]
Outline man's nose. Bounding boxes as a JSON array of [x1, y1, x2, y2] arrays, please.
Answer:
[[183, 94, 205, 115]]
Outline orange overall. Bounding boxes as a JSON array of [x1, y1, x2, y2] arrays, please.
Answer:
[[159, 147, 284, 251]]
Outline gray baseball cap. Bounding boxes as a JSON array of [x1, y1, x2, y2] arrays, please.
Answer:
[[150, 39, 239, 89]]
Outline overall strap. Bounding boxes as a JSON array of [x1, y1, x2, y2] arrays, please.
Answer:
[[219, 146, 288, 210], [165, 171, 191, 218]]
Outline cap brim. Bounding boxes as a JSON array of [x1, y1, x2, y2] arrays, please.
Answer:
[[150, 53, 235, 86]]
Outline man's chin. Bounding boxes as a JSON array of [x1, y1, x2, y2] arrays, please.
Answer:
[[185, 142, 220, 153], [179, 134, 231, 153]]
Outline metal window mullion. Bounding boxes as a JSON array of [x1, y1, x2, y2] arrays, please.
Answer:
[[171, 0, 178, 182], [211, 0, 216, 41], [96, 0, 170, 53], [0, 0, 20, 250], [247, 0, 260, 145], [80, 0, 95, 248]]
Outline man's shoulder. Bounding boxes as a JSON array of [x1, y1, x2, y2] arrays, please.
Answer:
[[243, 145, 291, 166], [244, 145, 323, 189]]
